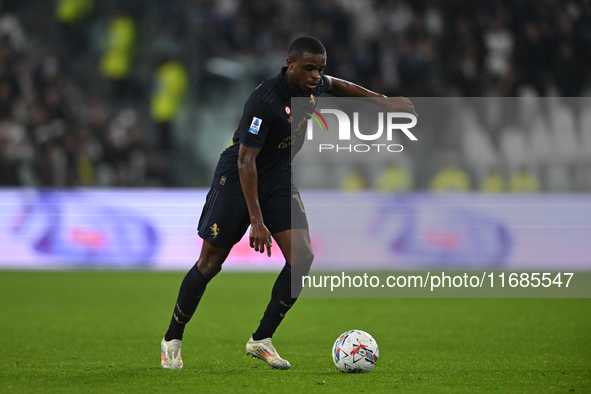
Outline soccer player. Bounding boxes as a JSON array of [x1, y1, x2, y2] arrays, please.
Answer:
[[160, 36, 416, 370]]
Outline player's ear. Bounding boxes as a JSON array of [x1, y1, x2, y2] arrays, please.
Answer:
[[286, 57, 294, 71]]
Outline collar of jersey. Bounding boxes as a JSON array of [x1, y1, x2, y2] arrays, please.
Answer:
[[277, 66, 312, 98]]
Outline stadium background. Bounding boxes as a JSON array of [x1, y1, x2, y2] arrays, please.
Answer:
[[1, 0, 590, 190]]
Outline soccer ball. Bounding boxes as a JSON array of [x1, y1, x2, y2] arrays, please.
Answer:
[[332, 330, 379, 373]]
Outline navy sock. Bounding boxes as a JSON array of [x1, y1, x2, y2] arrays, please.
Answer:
[[164, 264, 210, 341], [252, 263, 308, 340]]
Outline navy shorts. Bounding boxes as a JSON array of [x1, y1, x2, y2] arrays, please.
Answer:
[[197, 186, 309, 249]]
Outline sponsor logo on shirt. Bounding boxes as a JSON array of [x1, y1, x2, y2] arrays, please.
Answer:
[[248, 117, 262, 135]]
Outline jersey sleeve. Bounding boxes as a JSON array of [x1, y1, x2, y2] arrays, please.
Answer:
[[318, 74, 331, 95], [238, 94, 274, 150]]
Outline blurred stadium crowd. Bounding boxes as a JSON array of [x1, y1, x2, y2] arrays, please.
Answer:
[[0, 0, 590, 190]]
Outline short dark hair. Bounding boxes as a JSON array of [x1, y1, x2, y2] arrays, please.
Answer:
[[287, 36, 326, 59]]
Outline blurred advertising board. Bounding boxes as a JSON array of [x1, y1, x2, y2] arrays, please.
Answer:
[[304, 192, 591, 271], [0, 189, 589, 271], [0, 189, 284, 270]]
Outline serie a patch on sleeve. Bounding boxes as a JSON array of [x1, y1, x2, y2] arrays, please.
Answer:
[[248, 117, 262, 135]]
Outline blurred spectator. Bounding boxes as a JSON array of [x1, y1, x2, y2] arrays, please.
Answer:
[[552, 41, 586, 97], [0, 13, 26, 53], [375, 163, 413, 192], [0, 132, 19, 185], [484, 17, 514, 93], [38, 141, 68, 187], [429, 166, 471, 192], [340, 169, 367, 192], [509, 167, 540, 193], [55, 0, 93, 55], [102, 109, 146, 187], [0, 120, 34, 186], [479, 169, 505, 193], [99, 12, 136, 98], [0, 50, 19, 120], [515, 21, 549, 96], [56, 0, 92, 24], [444, 16, 485, 96], [76, 128, 101, 186], [151, 56, 188, 155]]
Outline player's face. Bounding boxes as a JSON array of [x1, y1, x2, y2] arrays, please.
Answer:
[[285, 52, 326, 95]]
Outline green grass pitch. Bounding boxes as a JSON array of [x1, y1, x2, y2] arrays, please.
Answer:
[[1, 271, 589, 393]]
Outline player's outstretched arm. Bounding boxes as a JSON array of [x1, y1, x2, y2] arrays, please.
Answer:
[[238, 144, 272, 257], [324, 76, 417, 116]]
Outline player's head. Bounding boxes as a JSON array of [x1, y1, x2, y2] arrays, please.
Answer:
[[285, 36, 326, 94], [287, 36, 326, 60]]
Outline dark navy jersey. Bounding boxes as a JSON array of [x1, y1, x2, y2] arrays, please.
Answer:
[[212, 67, 331, 195]]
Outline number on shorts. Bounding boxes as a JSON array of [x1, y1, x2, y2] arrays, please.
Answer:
[[293, 194, 305, 213]]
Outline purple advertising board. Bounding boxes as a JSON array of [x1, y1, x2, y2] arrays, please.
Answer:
[[303, 192, 591, 270], [0, 189, 589, 271]]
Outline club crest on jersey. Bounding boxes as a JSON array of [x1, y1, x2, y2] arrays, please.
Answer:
[[248, 117, 262, 135]]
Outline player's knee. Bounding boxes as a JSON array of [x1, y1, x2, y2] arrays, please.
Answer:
[[291, 248, 314, 272], [196, 258, 223, 280], [305, 249, 314, 266]]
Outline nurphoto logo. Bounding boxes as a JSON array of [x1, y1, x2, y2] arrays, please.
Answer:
[[305, 109, 418, 153]]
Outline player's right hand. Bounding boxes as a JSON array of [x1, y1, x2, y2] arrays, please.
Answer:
[[249, 223, 272, 257], [389, 96, 417, 117]]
